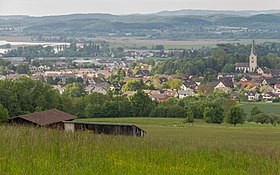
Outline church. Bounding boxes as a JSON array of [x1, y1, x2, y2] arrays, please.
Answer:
[[235, 40, 258, 73]]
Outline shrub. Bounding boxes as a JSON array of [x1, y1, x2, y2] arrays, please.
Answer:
[[0, 104, 9, 124], [226, 106, 246, 126]]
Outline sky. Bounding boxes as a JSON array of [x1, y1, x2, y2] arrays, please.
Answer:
[[0, 0, 280, 16]]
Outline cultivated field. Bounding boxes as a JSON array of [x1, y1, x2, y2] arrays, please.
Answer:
[[1, 118, 280, 174], [1, 36, 280, 50], [239, 102, 280, 119]]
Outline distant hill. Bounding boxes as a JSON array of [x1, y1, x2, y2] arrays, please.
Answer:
[[154, 9, 280, 17], [1, 10, 280, 40]]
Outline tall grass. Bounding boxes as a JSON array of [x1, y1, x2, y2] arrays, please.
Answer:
[[0, 123, 280, 174]]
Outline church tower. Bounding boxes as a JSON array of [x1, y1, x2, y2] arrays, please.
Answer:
[[249, 40, 257, 72]]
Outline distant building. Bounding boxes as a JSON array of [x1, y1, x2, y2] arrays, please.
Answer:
[[236, 40, 257, 73]]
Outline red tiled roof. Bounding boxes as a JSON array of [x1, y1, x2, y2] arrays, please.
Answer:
[[234, 81, 259, 88], [12, 109, 76, 126]]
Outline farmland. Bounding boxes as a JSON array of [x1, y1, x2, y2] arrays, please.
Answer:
[[239, 102, 280, 119], [1, 118, 280, 174]]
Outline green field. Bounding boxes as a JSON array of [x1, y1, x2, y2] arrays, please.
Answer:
[[108, 38, 280, 49], [239, 102, 280, 119], [1, 118, 280, 174]]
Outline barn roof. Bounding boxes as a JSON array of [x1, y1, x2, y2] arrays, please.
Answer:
[[10, 109, 77, 126]]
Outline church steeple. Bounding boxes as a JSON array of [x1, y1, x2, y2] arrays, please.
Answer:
[[249, 40, 257, 72], [251, 39, 256, 55]]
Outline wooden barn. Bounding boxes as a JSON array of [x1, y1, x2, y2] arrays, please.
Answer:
[[9, 109, 77, 129], [63, 121, 146, 137]]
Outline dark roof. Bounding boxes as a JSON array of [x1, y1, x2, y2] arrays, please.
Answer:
[[263, 78, 278, 85], [209, 78, 233, 88], [94, 82, 111, 89], [241, 75, 252, 81], [182, 80, 197, 88], [236, 63, 249, 67], [135, 70, 151, 77], [10, 109, 77, 126], [271, 70, 280, 78], [220, 78, 234, 88]]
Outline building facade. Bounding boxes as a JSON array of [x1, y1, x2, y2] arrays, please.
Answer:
[[235, 40, 257, 73]]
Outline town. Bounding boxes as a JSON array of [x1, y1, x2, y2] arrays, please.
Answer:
[[0, 40, 279, 103], [1, 2, 280, 173]]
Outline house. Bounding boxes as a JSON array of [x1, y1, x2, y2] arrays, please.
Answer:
[[92, 86, 107, 95], [261, 78, 278, 87], [262, 91, 276, 102], [134, 70, 151, 78], [233, 81, 259, 88], [150, 93, 169, 102], [181, 79, 197, 90], [95, 70, 112, 79], [210, 78, 233, 92], [177, 89, 195, 99], [229, 91, 239, 100], [63, 121, 146, 137], [52, 85, 65, 94], [9, 109, 77, 128], [85, 82, 110, 95], [240, 75, 252, 82], [257, 67, 272, 77], [243, 90, 260, 101], [217, 73, 236, 82], [271, 70, 280, 78], [273, 84, 280, 94]]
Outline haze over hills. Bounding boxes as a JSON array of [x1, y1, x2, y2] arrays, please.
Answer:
[[154, 9, 280, 16], [1, 9, 280, 40]]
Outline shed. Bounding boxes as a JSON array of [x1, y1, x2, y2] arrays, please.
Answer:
[[9, 109, 77, 129], [63, 121, 146, 137]]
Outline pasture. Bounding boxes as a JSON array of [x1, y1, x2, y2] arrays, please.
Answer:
[[239, 102, 280, 118], [105, 38, 280, 49], [0, 118, 280, 174]]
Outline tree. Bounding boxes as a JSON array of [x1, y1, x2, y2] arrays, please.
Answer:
[[63, 83, 85, 98], [129, 90, 155, 117], [122, 79, 145, 92], [226, 106, 246, 126], [184, 110, 194, 124], [167, 78, 182, 90], [203, 106, 223, 124], [252, 113, 271, 124], [222, 63, 235, 73], [250, 106, 263, 118], [198, 84, 214, 96], [268, 113, 280, 126], [150, 105, 186, 118], [16, 64, 30, 74], [0, 104, 9, 124]]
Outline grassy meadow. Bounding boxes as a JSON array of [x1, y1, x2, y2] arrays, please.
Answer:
[[239, 102, 280, 119], [1, 118, 280, 174]]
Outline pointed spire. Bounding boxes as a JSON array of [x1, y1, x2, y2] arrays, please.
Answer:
[[251, 40, 256, 55]]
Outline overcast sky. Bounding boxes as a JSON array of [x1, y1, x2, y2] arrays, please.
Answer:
[[0, 0, 280, 16]]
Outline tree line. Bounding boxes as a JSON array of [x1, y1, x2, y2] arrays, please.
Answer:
[[0, 77, 279, 126]]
